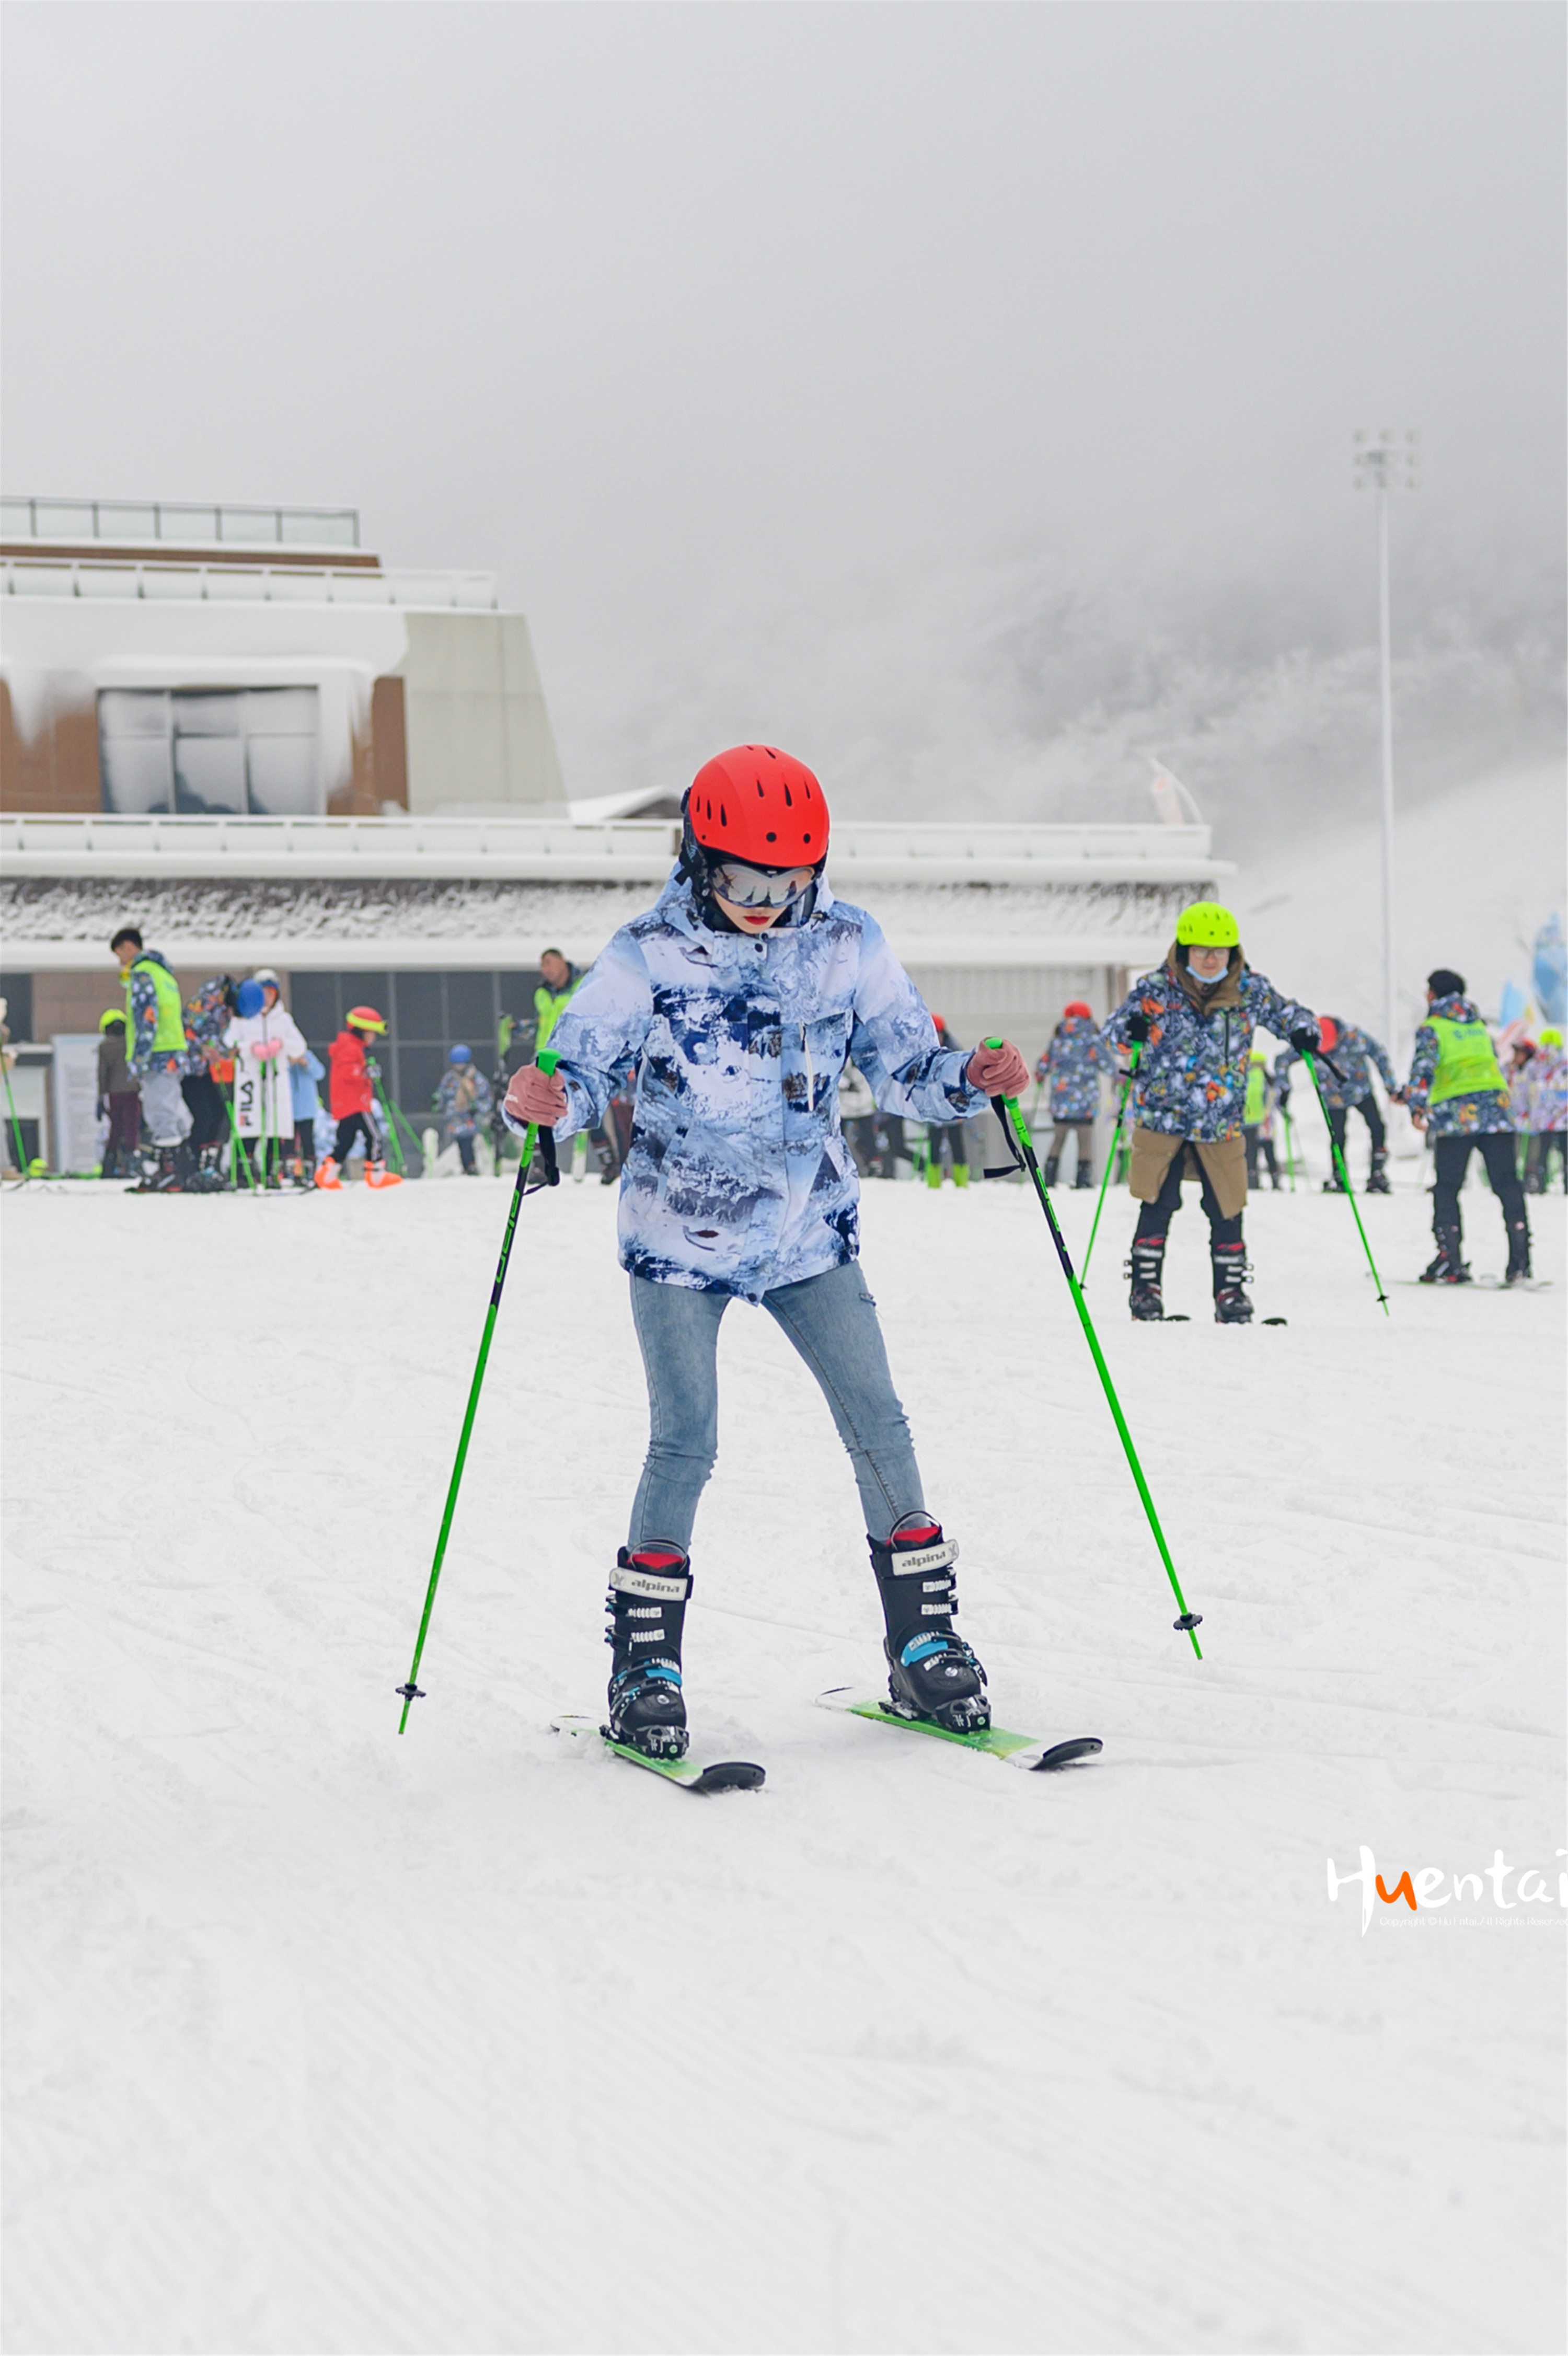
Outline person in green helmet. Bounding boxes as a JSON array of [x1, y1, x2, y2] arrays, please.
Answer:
[[1101, 904, 1319, 1323], [96, 1008, 142, 1181], [1405, 969, 1530, 1283], [1524, 1025, 1566, 1193]]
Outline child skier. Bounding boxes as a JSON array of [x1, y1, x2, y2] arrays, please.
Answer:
[[1035, 999, 1111, 1187], [502, 745, 1029, 1760], [224, 974, 307, 1185], [1525, 1027, 1566, 1193], [317, 1007, 402, 1189], [1101, 906, 1319, 1324], [96, 1011, 142, 1181], [1276, 1016, 1399, 1193], [434, 1045, 494, 1175], [1241, 1050, 1282, 1191], [1405, 971, 1530, 1283]]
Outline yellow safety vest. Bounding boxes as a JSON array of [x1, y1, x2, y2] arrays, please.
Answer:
[[125, 956, 186, 1057], [1427, 1017, 1505, 1106]]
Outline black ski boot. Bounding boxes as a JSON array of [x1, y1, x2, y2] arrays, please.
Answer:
[[1212, 1240, 1254, 1323], [1041, 1154, 1060, 1188], [1366, 1148, 1392, 1195], [129, 1148, 180, 1194], [1419, 1227, 1471, 1285], [1321, 1173, 1346, 1194], [1074, 1162, 1093, 1189], [870, 1513, 989, 1734], [605, 1544, 692, 1759], [1504, 1216, 1532, 1286], [1127, 1235, 1166, 1321]]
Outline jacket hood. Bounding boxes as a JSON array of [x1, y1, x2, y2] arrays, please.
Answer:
[[1427, 992, 1482, 1024], [134, 948, 177, 975], [1166, 941, 1244, 1012]]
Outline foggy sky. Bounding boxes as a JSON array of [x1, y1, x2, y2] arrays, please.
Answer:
[[3, 1, 1563, 835]]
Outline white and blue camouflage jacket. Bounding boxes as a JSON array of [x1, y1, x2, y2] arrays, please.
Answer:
[[509, 867, 986, 1299]]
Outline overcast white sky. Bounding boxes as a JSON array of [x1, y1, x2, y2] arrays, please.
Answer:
[[3, 2, 1562, 824]]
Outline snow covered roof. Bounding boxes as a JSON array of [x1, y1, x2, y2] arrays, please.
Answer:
[[1, 811, 1230, 887]]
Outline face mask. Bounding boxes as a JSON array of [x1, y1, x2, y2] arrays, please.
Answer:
[[1188, 961, 1230, 985]]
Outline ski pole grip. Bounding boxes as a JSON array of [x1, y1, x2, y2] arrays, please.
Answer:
[[538, 1049, 560, 1076]]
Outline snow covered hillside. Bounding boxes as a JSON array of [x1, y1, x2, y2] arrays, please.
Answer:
[[1228, 756, 1565, 1047], [4, 1168, 1564, 2354]]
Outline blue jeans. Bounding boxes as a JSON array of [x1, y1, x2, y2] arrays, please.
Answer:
[[628, 1261, 925, 1550]]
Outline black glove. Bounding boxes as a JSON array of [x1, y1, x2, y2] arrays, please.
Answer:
[[1127, 1012, 1151, 1045], [1289, 1024, 1320, 1055], [95, 1096, 106, 1120], [1276, 1085, 1290, 1113]]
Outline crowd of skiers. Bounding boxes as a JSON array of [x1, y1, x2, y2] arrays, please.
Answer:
[[82, 916, 1568, 1314], [89, 929, 619, 1196]]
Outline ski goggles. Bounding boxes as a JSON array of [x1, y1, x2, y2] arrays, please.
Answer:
[[707, 858, 820, 911]]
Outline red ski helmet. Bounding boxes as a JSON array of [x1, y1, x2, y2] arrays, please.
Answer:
[[685, 746, 827, 869], [1063, 1000, 1092, 1019], [1316, 1016, 1340, 1054], [346, 1004, 386, 1034]]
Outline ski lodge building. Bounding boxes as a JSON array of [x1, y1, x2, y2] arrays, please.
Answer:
[[1, 496, 1233, 1167]]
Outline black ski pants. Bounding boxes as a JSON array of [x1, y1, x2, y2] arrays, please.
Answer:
[[1133, 1148, 1243, 1249], [1243, 1124, 1280, 1187], [181, 1069, 229, 1151], [1327, 1097, 1386, 1165], [332, 1111, 383, 1167], [1432, 1131, 1526, 1241]]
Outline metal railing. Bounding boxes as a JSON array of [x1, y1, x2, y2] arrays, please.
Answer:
[[0, 811, 1228, 886], [1, 497, 359, 548], [2, 560, 496, 609]]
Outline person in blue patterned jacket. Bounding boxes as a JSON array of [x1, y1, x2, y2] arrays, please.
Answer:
[[1034, 1001, 1112, 1187], [1405, 970, 1530, 1284], [503, 746, 1031, 1761], [1101, 905, 1318, 1324], [1275, 1017, 1399, 1193]]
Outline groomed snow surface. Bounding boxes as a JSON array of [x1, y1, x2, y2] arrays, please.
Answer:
[[4, 1151, 1564, 2355]]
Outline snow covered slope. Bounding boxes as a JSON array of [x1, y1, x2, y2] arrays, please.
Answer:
[[4, 1171, 1563, 2354], [1228, 756, 1565, 1046]]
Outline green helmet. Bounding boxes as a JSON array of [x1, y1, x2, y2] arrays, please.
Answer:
[[1541, 1026, 1563, 1048], [1175, 903, 1240, 949], [99, 1008, 126, 1032]]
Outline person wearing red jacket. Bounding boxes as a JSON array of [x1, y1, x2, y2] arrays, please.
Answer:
[[316, 1007, 402, 1189]]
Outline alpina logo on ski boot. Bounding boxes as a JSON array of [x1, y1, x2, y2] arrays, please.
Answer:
[[1326, 1846, 1566, 1934]]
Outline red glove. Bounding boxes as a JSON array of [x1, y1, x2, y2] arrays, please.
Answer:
[[504, 1064, 568, 1126], [965, 1040, 1030, 1098]]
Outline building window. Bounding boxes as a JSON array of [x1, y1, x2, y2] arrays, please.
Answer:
[[98, 687, 320, 816]]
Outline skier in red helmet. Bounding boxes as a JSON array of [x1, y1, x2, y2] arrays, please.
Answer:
[[504, 745, 1030, 1760]]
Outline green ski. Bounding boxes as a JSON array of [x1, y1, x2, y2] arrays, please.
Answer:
[[816, 1688, 1101, 1773], [550, 1714, 764, 1793]]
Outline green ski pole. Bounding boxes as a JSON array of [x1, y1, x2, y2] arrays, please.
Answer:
[[397, 1051, 561, 1729], [2, 1057, 31, 1180], [222, 1088, 255, 1191], [372, 1073, 407, 1174], [1081, 1045, 1140, 1283], [1281, 1106, 1298, 1192], [1302, 1050, 1390, 1315], [982, 1044, 1203, 1658]]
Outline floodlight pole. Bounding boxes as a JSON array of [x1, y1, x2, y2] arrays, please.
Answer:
[[1353, 430, 1418, 1059]]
